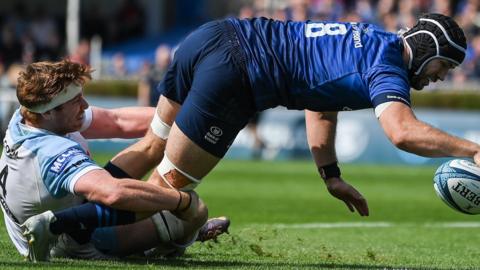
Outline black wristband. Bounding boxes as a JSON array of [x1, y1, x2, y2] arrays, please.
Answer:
[[318, 162, 341, 181], [104, 161, 132, 178]]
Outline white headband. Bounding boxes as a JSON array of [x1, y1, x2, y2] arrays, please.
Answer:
[[26, 84, 83, 113]]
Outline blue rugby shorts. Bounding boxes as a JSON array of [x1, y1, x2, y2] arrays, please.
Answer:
[[158, 20, 256, 158]]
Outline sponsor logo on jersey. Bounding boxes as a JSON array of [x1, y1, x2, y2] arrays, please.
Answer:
[[49, 147, 85, 174], [351, 22, 363, 48], [205, 126, 223, 144], [386, 95, 410, 105]]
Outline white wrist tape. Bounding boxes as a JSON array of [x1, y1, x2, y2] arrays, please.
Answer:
[[150, 112, 171, 139], [157, 154, 201, 191]]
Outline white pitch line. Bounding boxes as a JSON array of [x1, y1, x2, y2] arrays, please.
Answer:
[[272, 222, 393, 229], [425, 222, 480, 228], [267, 222, 480, 229]]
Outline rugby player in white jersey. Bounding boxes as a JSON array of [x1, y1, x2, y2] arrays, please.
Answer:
[[0, 60, 228, 262]]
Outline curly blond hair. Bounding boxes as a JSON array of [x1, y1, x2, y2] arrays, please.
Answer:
[[17, 60, 92, 122]]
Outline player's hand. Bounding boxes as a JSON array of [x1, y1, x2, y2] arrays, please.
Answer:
[[324, 177, 369, 216]]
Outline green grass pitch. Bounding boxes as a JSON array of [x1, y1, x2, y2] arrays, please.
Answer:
[[0, 154, 479, 269]]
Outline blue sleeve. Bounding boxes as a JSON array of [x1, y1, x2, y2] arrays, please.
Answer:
[[365, 64, 411, 107], [41, 146, 100, 198]]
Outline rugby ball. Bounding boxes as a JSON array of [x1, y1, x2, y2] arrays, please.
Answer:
[[433, 159, 480, 214]]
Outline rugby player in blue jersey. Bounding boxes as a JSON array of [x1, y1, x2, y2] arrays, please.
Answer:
[[108, 13, 480, 219], [24, 13, 480, 258], [0, 60, 229, 262]]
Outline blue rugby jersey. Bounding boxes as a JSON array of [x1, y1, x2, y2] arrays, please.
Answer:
[[228, 17, 411, 112]]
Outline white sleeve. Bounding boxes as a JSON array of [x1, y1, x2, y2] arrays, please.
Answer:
[[69, 166, 103, 195], [79, 107, 93, 132], [374, 102, 394, 118]]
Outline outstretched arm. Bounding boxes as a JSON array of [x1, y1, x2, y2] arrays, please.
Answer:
[[305, 110, 369, 216], [305, 110, 338, 167], [74, 169, 191, 214], [26, 169, 200, 247], [378, 102, 480, 164], [81, 106, 155, 139]]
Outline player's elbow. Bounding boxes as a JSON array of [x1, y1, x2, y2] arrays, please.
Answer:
[[389, 130, 411, 150]]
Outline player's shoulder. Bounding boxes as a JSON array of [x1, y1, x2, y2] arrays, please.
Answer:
[[4, 110, 82, 158], [363, 32, 407, 78], [25, 132, 85, 164], [39, 134, 93, 192], [368, 63, 408, 76], [364, 63, 410, 92]]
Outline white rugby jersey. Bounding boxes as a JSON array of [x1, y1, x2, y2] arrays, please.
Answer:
[[0, 108, 101, 256]]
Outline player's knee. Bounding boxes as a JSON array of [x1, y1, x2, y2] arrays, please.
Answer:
[[156, 154, 201, 190], [151, 211, 198, 244], [151, 212, 176, 243]]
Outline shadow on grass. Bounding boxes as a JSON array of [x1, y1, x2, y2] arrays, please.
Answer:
[[0, 261, 122, 269], [120, 257, 470, 270], [0, 258, 472, 270]]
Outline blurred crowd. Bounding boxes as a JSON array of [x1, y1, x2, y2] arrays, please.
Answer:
[[0, 0, 145, 88], [1, 0, 480, 90]]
